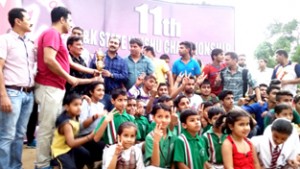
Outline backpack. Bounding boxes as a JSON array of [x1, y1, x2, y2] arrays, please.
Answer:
[[220, 68, 248, 97]]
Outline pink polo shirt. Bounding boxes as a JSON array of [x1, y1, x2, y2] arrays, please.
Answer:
[[0, 31, 36, 87], [35, 28, 70, 90]]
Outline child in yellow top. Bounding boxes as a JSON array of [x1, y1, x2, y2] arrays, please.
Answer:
[[51, 93, 94, 168]]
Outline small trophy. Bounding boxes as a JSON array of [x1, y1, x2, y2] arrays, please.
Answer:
[[96, 49, 105, 75]]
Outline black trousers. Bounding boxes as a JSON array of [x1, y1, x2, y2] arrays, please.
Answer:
[[53, 146, 92, 169], [81, 134, 106, 162], [26, 101, 38, 143]]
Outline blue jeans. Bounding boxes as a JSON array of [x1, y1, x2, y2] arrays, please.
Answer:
[[0, 89, 34, 169]]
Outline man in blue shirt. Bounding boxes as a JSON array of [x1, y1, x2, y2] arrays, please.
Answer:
[[172, 41, 201, 80], [125, 38, 154, 89], [89, 36, 128, 110], [242, 85, 279, 135]]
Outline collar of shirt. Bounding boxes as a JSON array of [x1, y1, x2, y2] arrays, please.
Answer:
[[280, 61, 292, 67], [105, 51, 121, 60], [269, 138, 284, 151], [166, 128, 175, 138], [70, 53, 86, 66], [206, 127, 215, 134], [182, 129, 200, 141], [10, 30, 30, 42], [180, 57, 192, 64], [225, 65, 244, 73], [10, 30, 24, 39], [128, 54, 145, 62], [113, 110, 129, 118], [205, 127, 227, 142]]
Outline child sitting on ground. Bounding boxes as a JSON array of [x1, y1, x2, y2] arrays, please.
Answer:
[[102, 122, 144, 169], [203, 106, 227, 168], [51, 94, 94, 168], [222, 109, 260, 169], [173, 109, 209, 169], [94, 89, 140, 144], [252, 118, 299, 168], [145, 103, 176, 168]]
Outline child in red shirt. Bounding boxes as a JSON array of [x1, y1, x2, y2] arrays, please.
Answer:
[[222, 109, 260, 169]]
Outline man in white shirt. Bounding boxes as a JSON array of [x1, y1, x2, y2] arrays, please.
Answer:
[[255, 59, 273, 86], [182, 76, 203, 110], [272, 49, 300, 96]]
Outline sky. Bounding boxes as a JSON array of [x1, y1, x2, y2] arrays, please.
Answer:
[[164, 0, 300, 70], [168, 0, 300, 58]]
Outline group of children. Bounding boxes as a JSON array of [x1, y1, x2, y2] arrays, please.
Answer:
[[48, 78, 300, 169]]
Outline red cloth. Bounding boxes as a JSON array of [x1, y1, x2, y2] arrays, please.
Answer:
[[202, 63, 226, 95], [227, 135, 255, 169], [35, 28, 70, 90]]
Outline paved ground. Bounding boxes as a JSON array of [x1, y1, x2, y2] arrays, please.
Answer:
[[22, 147, 100, 169], [22, 146, 35, 169]]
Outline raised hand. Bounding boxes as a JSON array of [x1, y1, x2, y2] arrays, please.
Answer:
[[81, 95, 92, 105], [104, 108, 117, 122], [115, 136, 124, 156], [181, 74, 190, 86], [196, 73, 207, 85], [135, 72, 146, 86], [153, 123, 163, 143], [175, 72, 184, 84], [197, 103, 204, 117], [171, 107, 179, 126]]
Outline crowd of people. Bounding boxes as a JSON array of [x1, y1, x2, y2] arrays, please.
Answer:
[[1, 6, 300, 169]]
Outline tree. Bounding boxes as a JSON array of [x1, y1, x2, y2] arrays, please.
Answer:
[[254, 41, 276, 67], [254, 19, 300, 67], [292, 46, 300, 62]]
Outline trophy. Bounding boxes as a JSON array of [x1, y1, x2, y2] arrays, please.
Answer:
[[96, 49, 105, 75]]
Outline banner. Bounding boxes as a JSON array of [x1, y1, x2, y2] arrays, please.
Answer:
[[4, 0, 235, 64]]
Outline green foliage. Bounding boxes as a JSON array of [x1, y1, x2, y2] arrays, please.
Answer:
[[254, 41, 273, 60], [292, 46, 300, 62], [254, 41, 276, 67], [267, 22, 282, 37], [254, 19, 300, 66], [273, 36, 292, 52], [282, 19, 298, 35]]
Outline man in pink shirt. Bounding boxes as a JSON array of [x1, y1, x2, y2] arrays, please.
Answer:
[[34, 7, 100, 169], [0, 8, 35, 169]]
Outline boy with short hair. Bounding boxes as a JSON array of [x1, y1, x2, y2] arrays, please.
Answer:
[[94, 89, 140, 144], [218, 90, 238, 113], [171, 95, 191, 135], [128, 74, 157, 105], [263, 103, 300, 167], [198, 79, 219, 103], [173, 109, 209, 169], [242, 85, 280, 135], [252, 118, 299, 168], [264, 90, 300, 128], [203, 107, 227, 168]]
